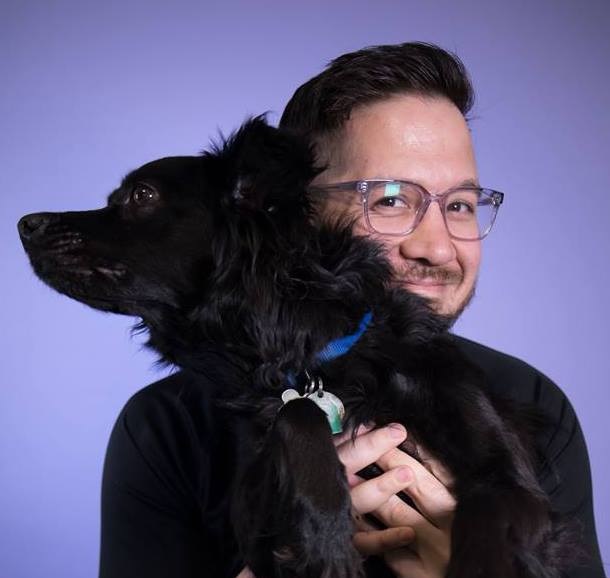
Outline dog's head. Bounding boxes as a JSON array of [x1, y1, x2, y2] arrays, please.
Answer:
[[19, 117, 398, 374], [18, 118, 319, 319]]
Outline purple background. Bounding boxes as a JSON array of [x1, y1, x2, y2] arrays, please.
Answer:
[[2, 1, 609, 576]]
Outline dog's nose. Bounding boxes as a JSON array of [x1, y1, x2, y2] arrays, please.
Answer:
[[18, 212, 57, 241]]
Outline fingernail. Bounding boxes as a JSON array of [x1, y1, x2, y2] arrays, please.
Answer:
[[396, 466, 411, 482], [388, 423, 406, 439]]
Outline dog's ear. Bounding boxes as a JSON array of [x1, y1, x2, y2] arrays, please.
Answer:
[[220, 116, 321, 211]]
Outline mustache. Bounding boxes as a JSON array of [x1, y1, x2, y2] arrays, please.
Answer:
[[395, 264, 464, 284]]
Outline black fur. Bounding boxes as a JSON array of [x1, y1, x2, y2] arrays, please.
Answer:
[[18, 118, 574, 577]]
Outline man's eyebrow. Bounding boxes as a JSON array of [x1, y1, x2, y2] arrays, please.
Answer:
[[457, 178, 481, 188], [404, 177, 482, 191]]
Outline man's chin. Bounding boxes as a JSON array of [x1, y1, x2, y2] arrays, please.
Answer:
[[421, 285, 476, 327]]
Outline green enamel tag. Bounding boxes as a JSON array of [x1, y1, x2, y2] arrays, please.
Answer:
[[307, 391, 345, 434], [282, 383, 345, 434]]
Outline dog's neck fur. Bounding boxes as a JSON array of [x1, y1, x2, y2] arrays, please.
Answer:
[[144, 219, 394, 391]]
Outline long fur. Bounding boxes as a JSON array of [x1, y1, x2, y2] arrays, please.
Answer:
[[18, 117, 575, 577]]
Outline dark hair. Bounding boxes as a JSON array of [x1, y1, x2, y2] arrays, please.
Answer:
[[279, 42, 474, 140]]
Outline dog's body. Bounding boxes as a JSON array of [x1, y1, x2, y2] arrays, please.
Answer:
[[19, 119, 572, 577]]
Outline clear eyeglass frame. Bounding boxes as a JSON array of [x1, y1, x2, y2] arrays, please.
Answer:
[[310, 179, 505, 241]]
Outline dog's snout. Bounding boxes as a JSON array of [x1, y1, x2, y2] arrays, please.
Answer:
[[18, 212, 57, 241]]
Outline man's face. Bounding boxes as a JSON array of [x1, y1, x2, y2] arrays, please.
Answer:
[[314, 94, 481, 318]]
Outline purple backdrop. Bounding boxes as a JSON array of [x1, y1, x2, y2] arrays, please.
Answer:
[[2, 1, 609, 576]]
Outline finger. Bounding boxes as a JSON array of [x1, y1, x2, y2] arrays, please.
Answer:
[[416, 443, 454, 487], [235, 567, 256, 578], [336, 424, 407, 476], [333, 423, 373, 447], [353, 527, 415, 556], [374, 492, 428, 529], [351, 466, 413, 513], [376, 448, 456, 526], [373, 495, 449, 563]]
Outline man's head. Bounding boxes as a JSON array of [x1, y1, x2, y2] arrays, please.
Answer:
[[280, 42, 488, 319]]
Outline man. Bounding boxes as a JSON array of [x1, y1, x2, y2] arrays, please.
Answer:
[[278, 42, 604, 577], [99, 43, 604, 578]]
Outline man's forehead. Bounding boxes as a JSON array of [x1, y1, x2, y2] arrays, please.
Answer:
[[316, 94, 478, 189], [344, 95, 471, 147]]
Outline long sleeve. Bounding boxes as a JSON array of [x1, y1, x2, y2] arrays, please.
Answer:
[[455, 335, 605, 578], [534, 371, 605, 578], [99, 371, 242, 578]]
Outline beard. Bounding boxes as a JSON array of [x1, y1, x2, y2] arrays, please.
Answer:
[[393, 263, 477, 326], [440, 283, 476, 328]]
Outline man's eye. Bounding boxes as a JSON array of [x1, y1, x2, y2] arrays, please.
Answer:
[[370, 196, 410, 211], [378, 197, 404, 207], [446, 200, 475, 214], [131, 184, 159, 205], [368, 182, 420, 213]]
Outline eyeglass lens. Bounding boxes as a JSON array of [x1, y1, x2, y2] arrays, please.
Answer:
[[365, 182, 497, 239]]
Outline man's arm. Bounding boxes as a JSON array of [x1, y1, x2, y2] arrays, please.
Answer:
[[99, 375, 242, 578], [535, 372, 606, 578], [453, 336, 605, 577]]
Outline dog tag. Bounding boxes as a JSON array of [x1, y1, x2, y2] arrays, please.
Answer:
[[281, 388, 302, 404], [282, 385, 345, 434], [307, 391, 345, 434]]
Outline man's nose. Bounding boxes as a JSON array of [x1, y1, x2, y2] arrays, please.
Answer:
[[398, 203, 456, 265]]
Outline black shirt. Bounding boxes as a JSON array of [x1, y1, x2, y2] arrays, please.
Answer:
[[99, 336, 605, 578]]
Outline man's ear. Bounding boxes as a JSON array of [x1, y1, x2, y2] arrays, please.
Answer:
[[222, 115, 321, 211]]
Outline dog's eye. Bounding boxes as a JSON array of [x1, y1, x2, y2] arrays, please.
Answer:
[[131, 184, 159, 205]]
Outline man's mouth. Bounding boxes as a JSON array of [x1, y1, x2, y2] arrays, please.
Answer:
[[402, 278, 455, 287], [401, 281, 451, 303]]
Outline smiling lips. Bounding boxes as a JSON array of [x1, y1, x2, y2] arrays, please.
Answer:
[[402, 282, 453, 303], [403, 277, 455, 287], [397, 267, 463, 305]]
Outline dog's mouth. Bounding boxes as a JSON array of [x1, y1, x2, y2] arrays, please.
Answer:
[[19, 212, 185, 317], [21, 227, 136, 315], [22, 232, 173, 317], [28, 246, 128, 282], [51, 258, 128, 281], [23, 229, 128, 280]]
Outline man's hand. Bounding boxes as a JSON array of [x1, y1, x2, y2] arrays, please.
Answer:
[[335, 424, 455, 578]]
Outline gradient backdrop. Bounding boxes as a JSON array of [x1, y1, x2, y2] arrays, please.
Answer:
[[2, 1, 609, 576]]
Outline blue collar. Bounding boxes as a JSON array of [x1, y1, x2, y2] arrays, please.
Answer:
[[284, 311, 373, 388], [314, 310, 373, 363]]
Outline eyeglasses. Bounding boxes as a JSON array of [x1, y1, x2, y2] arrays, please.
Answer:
[[310, 180, 504, 241]]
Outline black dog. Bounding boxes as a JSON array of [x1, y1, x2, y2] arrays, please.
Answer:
[[19, 118, 572, 578]]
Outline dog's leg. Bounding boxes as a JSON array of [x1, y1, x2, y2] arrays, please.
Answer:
[[387, 344, 573, 578], [448, 483, 561, 578], [233, 398, 362, 578]]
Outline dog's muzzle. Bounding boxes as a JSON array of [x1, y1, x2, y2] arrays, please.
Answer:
[[18, 212, 60, 245], [18, 211, 127, 283]]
